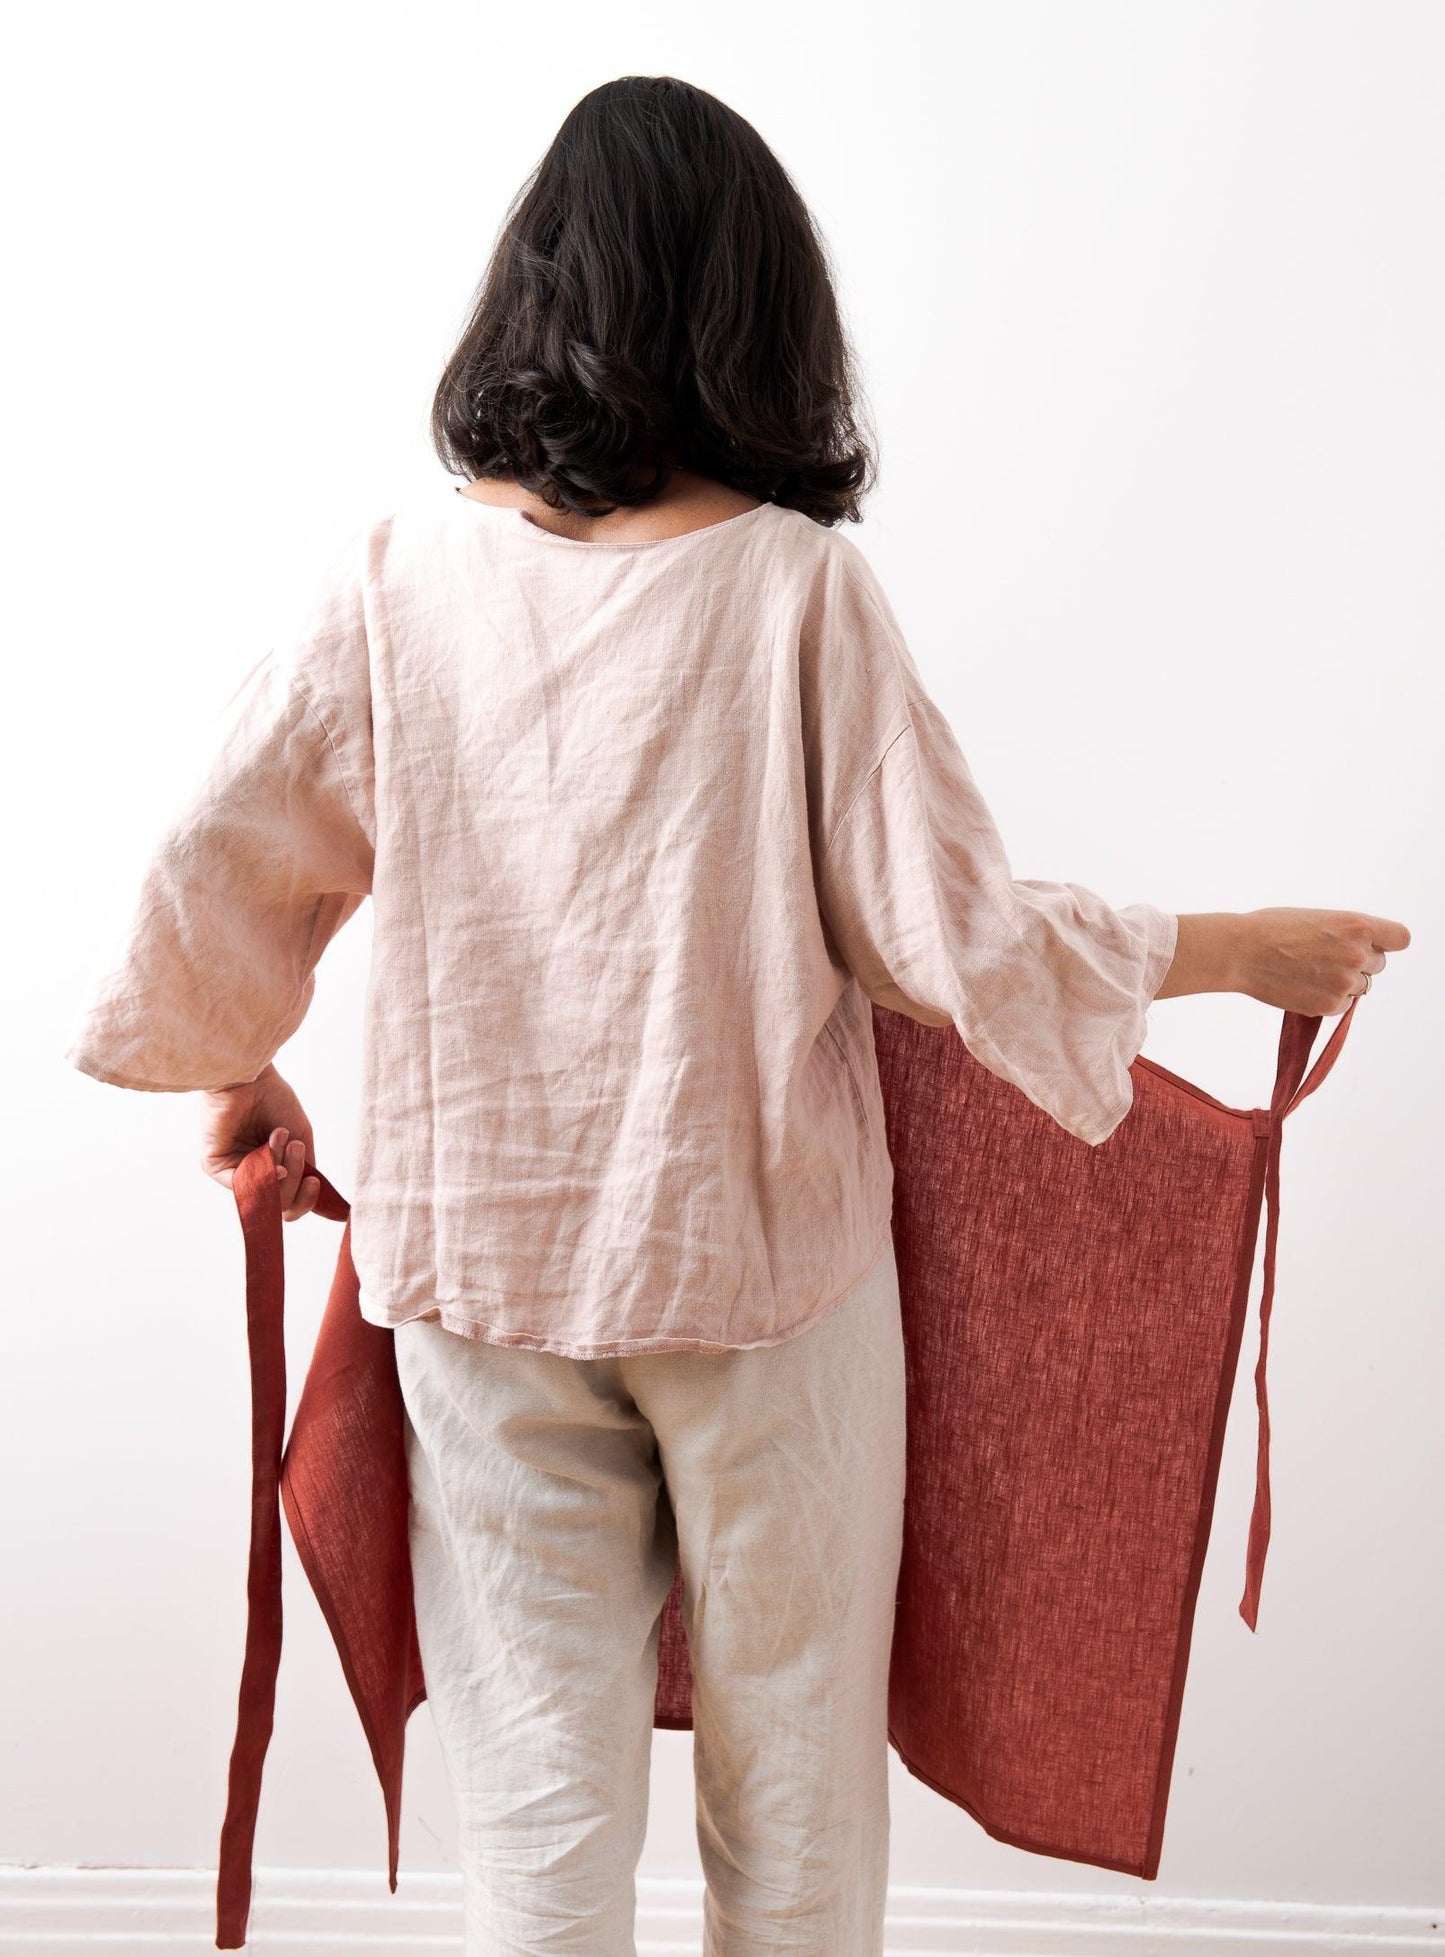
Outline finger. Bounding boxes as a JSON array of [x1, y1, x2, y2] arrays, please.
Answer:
[[1365, 917, 1411, 951], [277, 1135, 306, 1207], [283, 1176, 321, 1223]]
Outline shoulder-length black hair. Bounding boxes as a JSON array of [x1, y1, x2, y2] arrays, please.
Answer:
[[430, 76, 876, 527]]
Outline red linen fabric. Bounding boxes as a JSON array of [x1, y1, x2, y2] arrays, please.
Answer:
[[214, 997, 1357, 1949]]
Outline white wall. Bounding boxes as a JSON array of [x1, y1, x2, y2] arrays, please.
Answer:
[[5, 0, 1440, 1938]]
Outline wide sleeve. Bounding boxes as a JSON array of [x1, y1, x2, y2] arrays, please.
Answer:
[[813, 557, 1177, 1149], [63, 537, 376, 1094]]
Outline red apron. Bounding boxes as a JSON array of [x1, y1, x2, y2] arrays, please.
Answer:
[[215, 997, 1357, 1949]]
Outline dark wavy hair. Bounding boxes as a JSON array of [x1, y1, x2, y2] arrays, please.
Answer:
[[430, 76, 876, 527]]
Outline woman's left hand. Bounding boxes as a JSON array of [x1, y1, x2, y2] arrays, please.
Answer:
[[199, 1062, 322, 1220]]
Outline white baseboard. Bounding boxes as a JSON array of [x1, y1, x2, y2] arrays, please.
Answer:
[[0, 1864, 1440, 1954]]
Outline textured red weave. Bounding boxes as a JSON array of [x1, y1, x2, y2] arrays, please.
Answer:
[[214, 998, 1356, 1948], [875, 998, 1352, 1880]]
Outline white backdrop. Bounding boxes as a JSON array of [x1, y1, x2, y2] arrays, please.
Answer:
[[5, 1, 1441, 1947]]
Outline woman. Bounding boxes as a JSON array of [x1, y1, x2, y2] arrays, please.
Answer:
[[65, 75, 1408, 1957]]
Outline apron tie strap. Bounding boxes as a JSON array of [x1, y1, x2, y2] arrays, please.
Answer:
[[1238, 997, 1359, 1630], [215, 1149, 348, 1950]]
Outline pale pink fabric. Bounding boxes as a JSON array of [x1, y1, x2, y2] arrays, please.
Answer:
[[64, 479, 1177, 1356]]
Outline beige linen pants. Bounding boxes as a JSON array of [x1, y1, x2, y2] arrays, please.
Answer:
[[393, 1231, 907, 1957]]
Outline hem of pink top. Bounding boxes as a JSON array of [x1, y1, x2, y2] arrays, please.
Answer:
[[1140, 907, 1181, 1008], [1072, 907, 1181, 1147], [363, 1214, 896, 1358], [64, 1042, 226, 1094]]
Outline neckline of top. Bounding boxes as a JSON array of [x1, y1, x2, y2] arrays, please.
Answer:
[[447, 480, 776, 550]]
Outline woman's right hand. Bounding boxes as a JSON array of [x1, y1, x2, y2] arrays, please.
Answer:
[[1159, 908, 1411, 1014]]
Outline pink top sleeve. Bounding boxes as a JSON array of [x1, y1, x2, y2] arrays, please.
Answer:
[[63, 538, 375, 1093], [814, 550, 1177, 1149]]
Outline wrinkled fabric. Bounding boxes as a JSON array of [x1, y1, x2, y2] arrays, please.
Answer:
[[210, 996, 1357, 1949], [396, 1232, 906, 1956], [64, 479, 1176, 1355]]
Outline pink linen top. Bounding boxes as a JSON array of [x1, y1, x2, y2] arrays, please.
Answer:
[[64, 479, 1178, 1356]]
